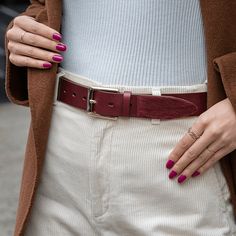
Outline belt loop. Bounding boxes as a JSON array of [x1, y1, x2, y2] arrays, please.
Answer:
[[151, 88, 161, 125], [122, 91, 132, 116]]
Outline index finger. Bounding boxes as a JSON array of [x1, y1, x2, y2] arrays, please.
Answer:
[[14, 15, 62, 41]]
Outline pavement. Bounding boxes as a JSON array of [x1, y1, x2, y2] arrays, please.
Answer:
[[0, 102, 30, 236]]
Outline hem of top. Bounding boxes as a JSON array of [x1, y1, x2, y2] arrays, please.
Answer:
[[58, 67, 208, 94]]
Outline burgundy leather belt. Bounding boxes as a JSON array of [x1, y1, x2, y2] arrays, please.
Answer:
[[57, 76, 207, 120]]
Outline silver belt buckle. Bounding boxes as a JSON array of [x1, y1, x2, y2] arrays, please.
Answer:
[[54, 71, 66, 104], [87, 85, 119, 120]]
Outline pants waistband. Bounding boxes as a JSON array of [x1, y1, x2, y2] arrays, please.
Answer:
[[57, 67, 207, 95]]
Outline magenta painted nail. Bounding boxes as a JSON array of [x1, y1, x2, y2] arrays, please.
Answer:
[[43, 62, 52, 68], [166, 160, 175, 169], [169, 170, 177, 179], [192, 171, 200, 177], [52, 55, 63, 62], [178, 175, 187, 183], [56, 43, 67, 51], [52, 33, 62, 41]]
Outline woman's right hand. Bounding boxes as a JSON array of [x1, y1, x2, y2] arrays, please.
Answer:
[[6, 15, 67, 69]]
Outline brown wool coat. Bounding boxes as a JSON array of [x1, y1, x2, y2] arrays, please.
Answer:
[[4, 1, 236, 235]]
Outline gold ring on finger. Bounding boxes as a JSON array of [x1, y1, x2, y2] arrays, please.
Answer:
[[20, 31, 27, 43], [187, 127, 201, 141], [206, 146, 216, 154]]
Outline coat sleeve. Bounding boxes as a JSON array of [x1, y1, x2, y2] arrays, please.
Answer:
[[4, 0, 45, 107]]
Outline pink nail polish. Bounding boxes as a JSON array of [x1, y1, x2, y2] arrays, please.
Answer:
[[43, 62, 52, 68], [192, 171, 200, 177], [169, 170, 177, 179], [166, 160, 175, 169], [53, 33, 62, 41], [178, 175, 187, 183], [56, 43, 67, 51], [52, 55, 63, 62]]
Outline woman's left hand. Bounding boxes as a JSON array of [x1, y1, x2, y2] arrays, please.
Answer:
[[165, 97, 236, 184]]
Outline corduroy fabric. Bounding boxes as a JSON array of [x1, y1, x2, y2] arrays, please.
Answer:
[[24, 69, 236, 236]]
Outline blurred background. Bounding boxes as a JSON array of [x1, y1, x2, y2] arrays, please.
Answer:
[[0, 1, 30, 235]]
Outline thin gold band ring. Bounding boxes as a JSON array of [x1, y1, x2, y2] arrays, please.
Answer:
[[20, 31, 27, 43], [206, 146, 216, 154], [187, 127, 201, 141]]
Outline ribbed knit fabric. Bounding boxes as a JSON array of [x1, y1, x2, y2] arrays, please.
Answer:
[[60, 0, 207, 86]]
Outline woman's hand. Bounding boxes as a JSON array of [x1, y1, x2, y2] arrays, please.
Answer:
[[165, 97, 236, 184], [6, 15, 67, 69]]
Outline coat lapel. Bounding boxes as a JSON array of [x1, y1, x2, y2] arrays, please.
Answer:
[[15, 2, 63, 235], [28, 0, 62, 170]]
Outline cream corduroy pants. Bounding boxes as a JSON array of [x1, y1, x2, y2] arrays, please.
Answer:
[[24, 68, 236, 236]]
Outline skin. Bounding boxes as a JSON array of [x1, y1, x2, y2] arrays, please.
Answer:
[[6, 15, 67, 69], [6, 15, 236, 184]]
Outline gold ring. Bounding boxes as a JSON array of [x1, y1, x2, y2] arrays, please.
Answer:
[[20, 31, 27, 43], [206, 147, 216, 154], [187, 127, 201, 141]]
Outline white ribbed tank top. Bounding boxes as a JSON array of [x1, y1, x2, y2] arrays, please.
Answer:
[[60, 0, 208, 86]]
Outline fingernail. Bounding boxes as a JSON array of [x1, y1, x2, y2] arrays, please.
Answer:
[[178, 175, 187, 183], [52, 55, 63, 62], [191, 171, 200, 177], [43, 62, 52, 68], [166, 160, 175, 169], [169, 170, 177, 179], [53, 33, 62, 41], [56, 43, 67, 51]]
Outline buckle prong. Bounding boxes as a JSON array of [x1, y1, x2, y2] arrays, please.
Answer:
[[86, 86, 119, 120]]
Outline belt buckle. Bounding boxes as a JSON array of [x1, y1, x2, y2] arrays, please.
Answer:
[[87, 85, 119, 120]]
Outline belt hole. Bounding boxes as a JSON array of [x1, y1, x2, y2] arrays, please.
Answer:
[[63, 89, 67, 94], [72, 92, 76, 97], [108, 103, 114, 108]]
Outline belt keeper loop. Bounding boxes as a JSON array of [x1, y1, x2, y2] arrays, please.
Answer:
[[151, 88, 161, 125], [122, 91, 132, 116]]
